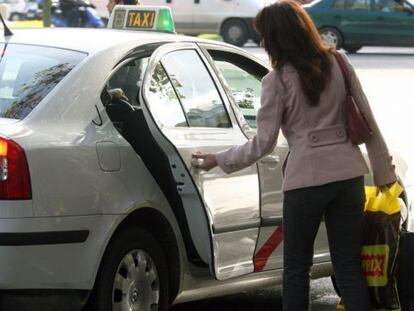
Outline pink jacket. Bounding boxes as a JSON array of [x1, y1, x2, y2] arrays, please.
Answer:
[[215, 53, 396, 191]]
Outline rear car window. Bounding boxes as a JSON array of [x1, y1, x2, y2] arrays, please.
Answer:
[[0, 44, 86, 119]]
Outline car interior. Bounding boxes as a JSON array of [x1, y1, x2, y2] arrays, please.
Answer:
[[101, 56, 206, 266]]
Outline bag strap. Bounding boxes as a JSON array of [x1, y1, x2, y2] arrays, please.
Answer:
[[333, 51, 351, 95]]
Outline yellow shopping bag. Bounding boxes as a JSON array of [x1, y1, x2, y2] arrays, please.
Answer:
[[364, 182, 403, 215], [362, 182, 403, 311]]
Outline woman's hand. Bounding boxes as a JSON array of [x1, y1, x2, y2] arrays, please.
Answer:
[[191, 152, 218, 171], [379, 180, 399, 192]]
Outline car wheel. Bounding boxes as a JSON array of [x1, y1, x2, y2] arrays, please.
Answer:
[[88, 227, 170, 311], [221, 19, 249, 47], [319, 27, 343, 50], [9, 13, 23, 21], [252, 36, 261, 46], [344, 45, 362, 54]]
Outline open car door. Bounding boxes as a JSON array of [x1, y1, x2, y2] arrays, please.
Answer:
[[138, 42, 261, 280]]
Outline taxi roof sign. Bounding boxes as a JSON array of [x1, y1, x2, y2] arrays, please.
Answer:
[[107, 5, 175, 33]]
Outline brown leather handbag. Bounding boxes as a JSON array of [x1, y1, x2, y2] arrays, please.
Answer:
[[333, 52, 373, 145]]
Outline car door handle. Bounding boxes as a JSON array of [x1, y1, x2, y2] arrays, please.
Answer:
[[260, 155, 280, 164], [377, 16, 385, 20], [194, 0, 200, 3], [333, 15, 341, 19]]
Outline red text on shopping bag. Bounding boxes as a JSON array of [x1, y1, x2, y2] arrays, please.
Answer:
[[361, 244, 389, 287]]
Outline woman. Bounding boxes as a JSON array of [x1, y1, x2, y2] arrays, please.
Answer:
[[192, 1, 397, 310]]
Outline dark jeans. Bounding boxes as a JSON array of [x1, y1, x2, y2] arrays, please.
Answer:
[[282, 176, 371, 311]]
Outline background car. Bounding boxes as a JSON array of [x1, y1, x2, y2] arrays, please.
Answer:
[[143, 0, 276, 46], [305, 0, 414, 53], [0, 0, 39, 20]]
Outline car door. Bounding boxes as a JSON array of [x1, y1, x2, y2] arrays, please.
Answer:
[[331, 0, 377, 45], [199, 43, 331, 271], [140, 42, 261, 280], [370, 0, 414, 45], [146, 0, 194, 33]]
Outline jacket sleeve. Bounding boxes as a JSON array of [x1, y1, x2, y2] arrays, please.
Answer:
[[215, 71, 285, 174], [342, 53, 397, 186]]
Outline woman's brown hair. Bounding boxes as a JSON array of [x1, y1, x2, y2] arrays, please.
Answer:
[[254, 0, 333, 106]]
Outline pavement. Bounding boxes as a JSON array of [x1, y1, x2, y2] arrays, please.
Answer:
[[172, 278, 339, 311]]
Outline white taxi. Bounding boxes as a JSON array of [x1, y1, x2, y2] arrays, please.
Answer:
[[0, 6, 409, 311]]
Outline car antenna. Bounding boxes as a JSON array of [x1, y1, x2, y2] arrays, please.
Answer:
[[0, 13, 13, 37]]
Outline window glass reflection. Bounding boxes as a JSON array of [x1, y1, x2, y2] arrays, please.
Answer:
[[214, 61, 261, 129], [375, 0, 412, 11], [346, 0, 370, 10], [161, 50, 230, 128], [0, 44, 85, 119], [147, 63, 188, 128]]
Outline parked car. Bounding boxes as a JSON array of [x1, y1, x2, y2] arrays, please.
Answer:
[[305, 0, 414, 53], [0, 5, 409, 311], [1, 0, 39, 20], [144, 0, 276, 46]]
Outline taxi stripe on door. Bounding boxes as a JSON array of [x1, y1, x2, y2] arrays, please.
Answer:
[[254, 225, 284, 272]]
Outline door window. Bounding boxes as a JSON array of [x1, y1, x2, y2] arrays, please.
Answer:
[[146, 63, 188, 128], [214, 61, 261, 128], [207, 50, 268, 129], [333, 0, 346, 8], [375, 0, 412, 12], [161, 50, 231, 128], [346, 0, 370, 9]]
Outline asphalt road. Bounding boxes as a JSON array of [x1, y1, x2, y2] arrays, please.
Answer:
[[171, 46, 414, 311], [171, 278, 339, 311]]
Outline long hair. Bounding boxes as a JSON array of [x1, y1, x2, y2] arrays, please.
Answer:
[[254, 0, 333, 106]]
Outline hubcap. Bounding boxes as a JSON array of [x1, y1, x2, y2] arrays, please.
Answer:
[[228, 25, 242, 42], [320, 30, 338, 48], [112, 249, 160, 311]]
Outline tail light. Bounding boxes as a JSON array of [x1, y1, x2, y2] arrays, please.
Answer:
[[0, 137, 31, 200]]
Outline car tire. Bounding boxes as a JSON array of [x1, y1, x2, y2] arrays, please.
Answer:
[[9, 13, 23, 21], [221, 19, 249, 47], [319, 27, 343, 50], [252, 35, 261, 46], [344, 45, 362, 54], [87, 227, 170, 311]]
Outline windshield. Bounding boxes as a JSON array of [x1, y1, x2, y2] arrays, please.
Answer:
[[0, 44, 86, 119]]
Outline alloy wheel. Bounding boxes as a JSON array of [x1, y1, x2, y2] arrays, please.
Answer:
[[320, 30, 339, 48], [112, 249, 160, 311]]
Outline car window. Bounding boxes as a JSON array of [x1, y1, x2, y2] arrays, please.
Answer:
[[333, 0, 346, 8], [0, 44, 86, 119], [107, 57, 149, 106], [161, 50, 231, 128], [375, 0, 412, 11], [146, 63, 188, 128], [214, 61, 261, 129], [346, 0, 370, 9], [207, 50, 268, 129]]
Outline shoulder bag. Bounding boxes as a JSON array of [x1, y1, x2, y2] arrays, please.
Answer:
[[333, 52, 373, 145]]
